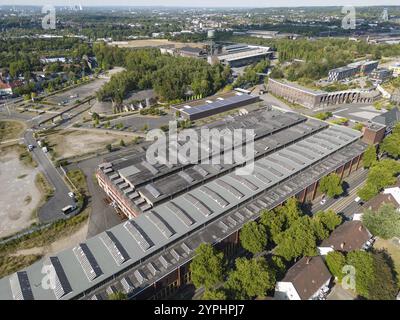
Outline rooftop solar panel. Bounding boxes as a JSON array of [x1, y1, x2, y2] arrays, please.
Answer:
[[287, 146, 315, 160], [193, 165, 209, 177], [296, 142, 324, 155], [100, 231, 130, 266], [47, 256, 73, 300], [253, 171, 272, 184], [200, 186, 229, 208], [215, 179, 244, 199], [145, 184, 162, 198], [256, 162, 283, 177], [170, 248, 181, 261], [73, 244, 103, 282], [147, 262, 159, 276], [181, 242, 192, 255], [178, 171, 195, 184], [184, 194, 213, 217], [230, 175, 259, 191], [121, 277, 135, 293], [124, 220, 154, 251], [141, 161, 159, 175], [9, 271, 34, 300], [278, 152, 306, 166], [159, 255, 170, 269], [146, 211, 176, 239], [267, 156, 295, 172], [166, 202, 195, 227], [134, 270, 146, 284]]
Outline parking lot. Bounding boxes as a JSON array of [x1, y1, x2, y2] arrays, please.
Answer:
[[332, 103, 385, 123]]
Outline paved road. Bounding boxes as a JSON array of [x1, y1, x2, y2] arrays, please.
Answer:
[[24, 130, 75, 223], [311, 168, 368, 219], [76, 153, 124, 238]]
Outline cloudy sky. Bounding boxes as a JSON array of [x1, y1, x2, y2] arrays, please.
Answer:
[[0, 0, 399, 7]]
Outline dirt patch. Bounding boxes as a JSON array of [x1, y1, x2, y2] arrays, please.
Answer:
[[0, 120, 26, 142], [45, 129, 131, 159], [0, 150, 41, 238]]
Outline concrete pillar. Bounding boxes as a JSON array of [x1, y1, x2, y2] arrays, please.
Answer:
[[356, 154, 362, 170], [311, 181, 319, 200]]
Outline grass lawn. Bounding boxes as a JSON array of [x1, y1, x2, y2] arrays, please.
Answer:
[[374, 237, 400, 286], [66, 169, 88, 195], [0, 255, 42, 279], [0, 120, 25, 142]]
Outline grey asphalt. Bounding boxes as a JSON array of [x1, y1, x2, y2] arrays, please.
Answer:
[[310, 168, 368, 219], [24, 130, 75, 223], [76, 152, 125, 238]]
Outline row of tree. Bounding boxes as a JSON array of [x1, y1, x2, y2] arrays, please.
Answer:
[[190, 198, 343, 300], [357, 142, 400, 201]]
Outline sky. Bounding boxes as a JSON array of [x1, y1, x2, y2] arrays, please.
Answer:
[[0, 0, 399, 8]]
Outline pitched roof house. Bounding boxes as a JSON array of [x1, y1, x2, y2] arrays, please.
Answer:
[[274, 256, 332, 300], [318, 221, 372, 255]]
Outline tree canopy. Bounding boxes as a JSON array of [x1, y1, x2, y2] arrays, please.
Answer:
[[362, 203, 400, 239], [325, 251, 346, 282], [202, 289, 227, 300], [357, 159, 400, 201], [380, 123, 400, 159], [319, 173, 343, 198], [314, 210, 342, 232], [190, 243, 225, 290], [347, 250, 398, 300], [225, 257, 276, 300], [274, 216, 321, 261], [363, 145, 377, 169], [94, 45, 230, 102], [239, 221, 268, 255]]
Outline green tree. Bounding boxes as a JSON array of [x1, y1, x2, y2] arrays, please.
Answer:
[[362, 204, 400, 239], [381, 131, 400, 159], [120, 139, 126, 147], [347, 250, 398, 300], [319, 173, 343, 198], [275, 216, 319, 261], [190, 243, 225, 290], [260, 209, 286, 244], [108, 291, 127, 300], [106, 144, 112, 152], [283, 197, 302, 226], [358, 159, 400, 201], [225, 257, 276, 300], [314, 210, 342, 232], [363, 145, 377, 168], [325, 251, 346, 282], [202, 289, 227, 300], [240, 221, 268, 255]]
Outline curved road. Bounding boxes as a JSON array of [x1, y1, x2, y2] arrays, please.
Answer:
[[24, 130, 75, 223]]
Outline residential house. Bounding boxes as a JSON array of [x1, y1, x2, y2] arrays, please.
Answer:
[[274, 256, 332, 300], [318, 221, 373, 255]]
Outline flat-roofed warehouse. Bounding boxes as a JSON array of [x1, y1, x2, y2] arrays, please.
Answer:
[[0, 106, 369, 300], [171, 91, 259, 120]]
